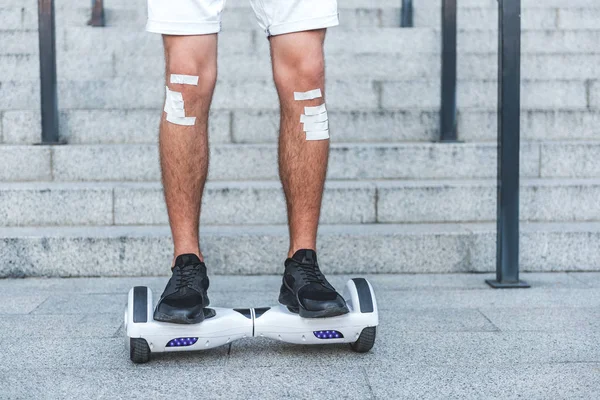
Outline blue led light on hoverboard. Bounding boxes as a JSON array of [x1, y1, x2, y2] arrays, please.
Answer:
[[313, 330, 343, 339], [167, 337, 199, 347]]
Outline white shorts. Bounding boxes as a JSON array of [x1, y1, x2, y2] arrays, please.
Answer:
[[146, 0, 339, 37]]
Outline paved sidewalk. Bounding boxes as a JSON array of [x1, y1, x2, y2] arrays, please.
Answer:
[[0, 273, 599, 399]]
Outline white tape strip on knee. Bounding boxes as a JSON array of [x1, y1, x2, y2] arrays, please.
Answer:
[[170, 74, 200, 86], [295, 89, 329, 141], [164, 85, 196, 126], [294, 88, 322, 101]]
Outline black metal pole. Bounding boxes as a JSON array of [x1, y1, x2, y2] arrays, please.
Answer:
[[38, 0, 60, 144], [88, 0, 105, 27], [486, 0, 529, 289], [401, 0, 413, 28], [440, 0, 457, 142]]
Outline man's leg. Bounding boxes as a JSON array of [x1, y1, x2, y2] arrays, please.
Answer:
[[271, 30, 349, 318], [153, 34, 217, 324], [160, 34, 217, 263], [270, 30, 329, 258]]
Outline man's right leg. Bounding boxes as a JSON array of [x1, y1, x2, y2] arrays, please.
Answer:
[[160, 34, 217, 264], [154, 34, 218, 324]]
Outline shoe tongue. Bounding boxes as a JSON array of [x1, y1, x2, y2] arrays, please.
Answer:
[[291, 249, 317, 265], [174, 253, 202, 267]]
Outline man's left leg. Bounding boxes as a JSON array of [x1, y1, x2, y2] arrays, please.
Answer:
[[270, 30, 349, 318]]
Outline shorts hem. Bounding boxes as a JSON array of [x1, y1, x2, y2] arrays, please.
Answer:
[[267, 13, 339, 36], [146, 19, 221, 35]]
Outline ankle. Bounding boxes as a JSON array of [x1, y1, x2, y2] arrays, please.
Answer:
[[288, 246, 317, 259], [171, 251, 204, 268]]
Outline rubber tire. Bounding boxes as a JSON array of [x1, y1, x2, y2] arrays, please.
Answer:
[[130, 338, 151, 364], [350, 327, 376, 353]]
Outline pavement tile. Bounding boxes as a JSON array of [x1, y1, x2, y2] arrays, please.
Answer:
[[0, 366, 372, 400], [0, 313, 122, 338], [375, 288, 600, 310], [568, 272, 600, 287], [479, 307, 600, 332], [228, 330, 600, 368], [366, 363, 600, 400], [380, 309, 498, 332], [0, 295, 48, 314], [31, 294, 128, 315], [0, 338, 228, 371], [373, 330, 600, 366]]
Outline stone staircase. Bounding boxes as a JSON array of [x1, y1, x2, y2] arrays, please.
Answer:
[[1, 0, 600, 277]]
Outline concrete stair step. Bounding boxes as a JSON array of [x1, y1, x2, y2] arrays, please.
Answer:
[[1, 78, 592, 111], [1, 222, 599, 276], [9, 52, 600, 83], [7, 0, 599, 10], [7, 3, 600, 31], [1, 178, 600, 227], [5, 108, 600, 146], [4, 28, 600, 56], [413, 7, 600, 30], [2, 140, 599, 181], [0, 142, 544, 182], [5, 5, 403, 30]]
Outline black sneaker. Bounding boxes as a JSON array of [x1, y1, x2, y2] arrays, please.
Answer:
[[153, 254, 214, 324], [279, 249, 349, 318]]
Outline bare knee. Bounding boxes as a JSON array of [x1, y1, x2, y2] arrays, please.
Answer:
[[163, 36, 218, 112], [272, 33, 326, 91]]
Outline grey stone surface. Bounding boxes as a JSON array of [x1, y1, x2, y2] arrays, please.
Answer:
[[2, 223, 600, 276], [415, 5, 557, 30], [558, 8, 600, 29], [1, 110, 41, 144], [0, 145, 51, 181], [461, 53, 600, 81], [0, 224, 472, 276], [0, 53, 37, 80], [0, 295, 48, 314], [233, 109, 440, 143], [327, 142, 539, 180], [58, 109, 231, 144], [0, 80, 39, 110], [52, 144, 160, 181], [113, 181, 376, 225], [0, 273, 599, 398], [31, 293, 127, 315], [0, 337, 228, 370], [55, 78, 379, 111], [541, 142, 600, 178], [459, 109, 600, 142], [479, 307, 600, 332], [569, 272, 600, 287], [228, 329, 600, 368], [376, 287, 600, 310], [0, 366, 371, 399], [377, 179, 600, 223], [366, 363, 600, 399], [0, 183, 113, 226], [117, 52, 438, 80], [468, 222, 600, 272], [0, 30, 39, 54], [41, 142, 542, 182], [0, 313, 122, 338], [382, 79, 588, 110]]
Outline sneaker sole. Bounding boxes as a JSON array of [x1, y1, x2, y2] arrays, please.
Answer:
[[153, 308, 216, 325], [279, 285, 350, 319]]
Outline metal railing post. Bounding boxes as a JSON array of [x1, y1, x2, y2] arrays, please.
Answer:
[[401, 0, 413, 28], [38, 0, 60, 144], [440, 0, 457, 141], [88, 0, 105, 27], [486, 0, 529, 289]]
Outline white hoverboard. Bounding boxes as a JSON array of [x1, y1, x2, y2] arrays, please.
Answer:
[[125, 278, 378, 363]]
